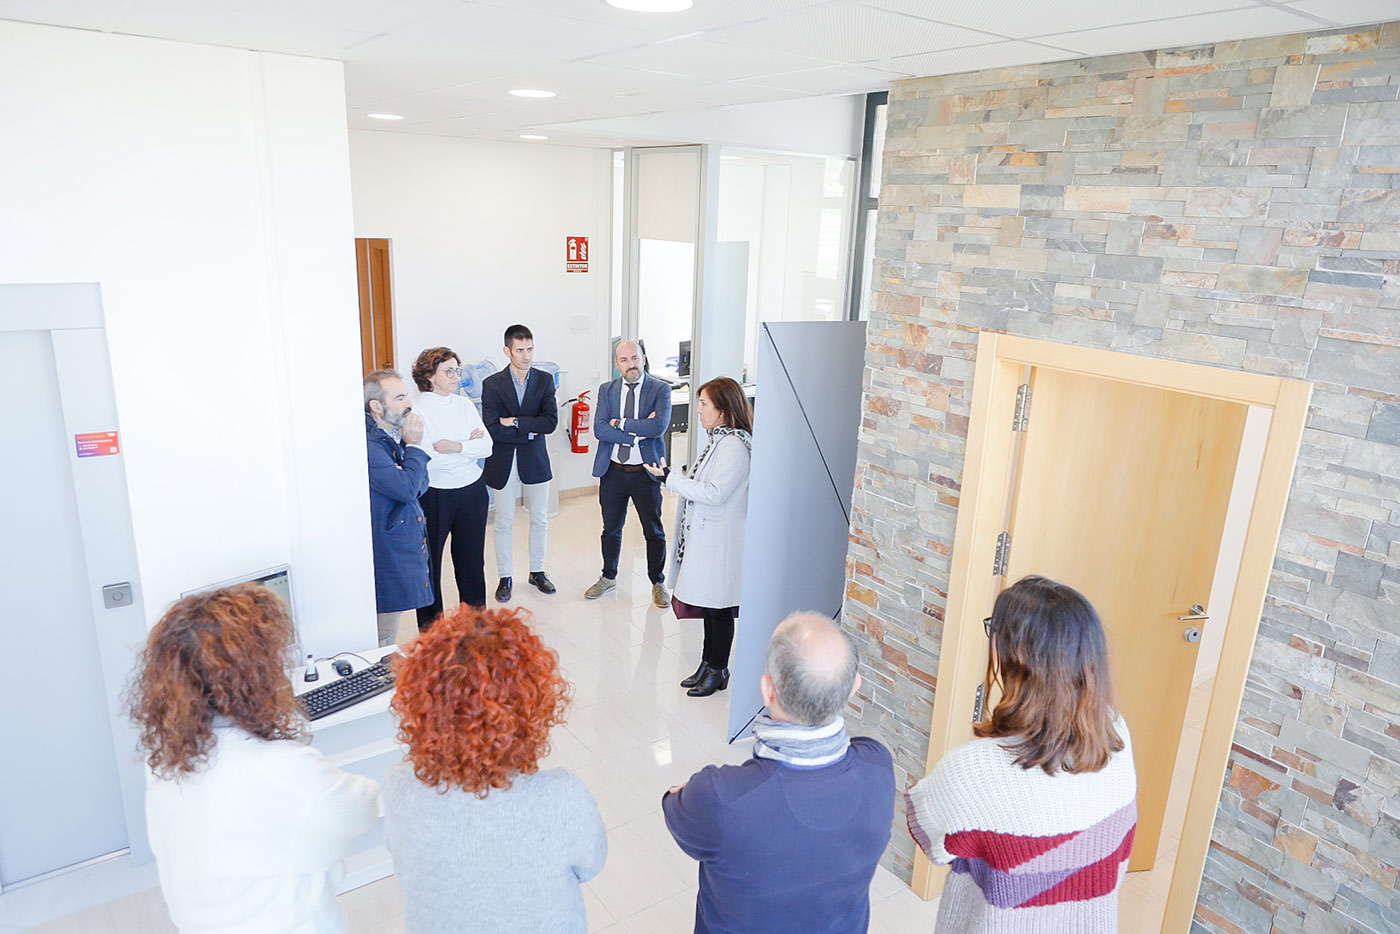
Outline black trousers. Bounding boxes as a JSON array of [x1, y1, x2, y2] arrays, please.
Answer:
[[418, 478, 489, 628], [702, 607, 736, 669], [599, 462, 666, 583]]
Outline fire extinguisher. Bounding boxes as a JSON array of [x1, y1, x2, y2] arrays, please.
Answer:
[[568, 390, 591, 453]]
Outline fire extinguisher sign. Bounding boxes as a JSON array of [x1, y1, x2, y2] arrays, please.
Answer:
[[566, 236, 589, 273]]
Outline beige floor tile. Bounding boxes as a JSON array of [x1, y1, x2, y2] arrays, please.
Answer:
[[26, 497, 929, 934]]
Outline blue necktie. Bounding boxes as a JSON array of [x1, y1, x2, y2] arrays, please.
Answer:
[[617, 381, 638, 461]]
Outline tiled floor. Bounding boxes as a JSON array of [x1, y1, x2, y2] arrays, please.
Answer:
[[24, 493, 942, 934]]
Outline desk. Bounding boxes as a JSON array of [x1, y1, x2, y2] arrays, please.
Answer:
[[292, 651, 402, 891]]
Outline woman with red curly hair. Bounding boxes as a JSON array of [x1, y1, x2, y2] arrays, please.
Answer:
[[130, 585, 380, 934], [382, 605, 606, 934]]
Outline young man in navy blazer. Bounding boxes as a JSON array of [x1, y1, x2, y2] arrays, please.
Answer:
[[481, 324, 558, 602], [586, 340, 672, 607]]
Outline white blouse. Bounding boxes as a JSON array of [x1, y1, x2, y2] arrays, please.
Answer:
[[413, 391, 494, 489]]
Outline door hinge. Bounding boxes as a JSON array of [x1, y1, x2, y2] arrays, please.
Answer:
[[993, 531, 1011, 576], [972, 684, 986, 722], [1012, 382, 1032, 432]]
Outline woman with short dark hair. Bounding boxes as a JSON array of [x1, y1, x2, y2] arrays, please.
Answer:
[[905, 576, 1137, 932], [645, 376, 753, 697], [411, 345, 493, 623], [381, 605, 606, 934], [130, 585, 379, 934]]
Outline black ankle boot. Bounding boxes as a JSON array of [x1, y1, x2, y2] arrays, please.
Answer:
[[687, 666, 730, 697], [681, 661, 710, 689]]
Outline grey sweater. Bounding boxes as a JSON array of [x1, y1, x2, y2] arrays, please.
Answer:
[[382, 761, 607, 934]]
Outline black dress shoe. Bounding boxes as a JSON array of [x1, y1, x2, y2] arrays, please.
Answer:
[[528, 571, 556, 594], [495, 578, 512, 602], [680, 662, 710, 689], [687, 667, 730, 697]]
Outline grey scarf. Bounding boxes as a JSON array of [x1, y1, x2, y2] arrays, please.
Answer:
[[674, 427, 752, 566], [752, 713, 851, 767]]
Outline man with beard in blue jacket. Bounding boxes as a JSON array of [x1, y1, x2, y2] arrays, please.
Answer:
[[365, 369, 433, 646]]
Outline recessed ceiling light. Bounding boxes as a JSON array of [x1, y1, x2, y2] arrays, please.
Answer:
[[508, 88, 557, 98], [606, 0, 694, 11], [367, 113, 404, 120], [520, 134, 549, 140]]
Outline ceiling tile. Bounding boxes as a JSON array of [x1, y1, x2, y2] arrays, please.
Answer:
[[119, 0, 376, 57], [452, 60, 697, 98], [1045, 7, 1322, 56], [589, 36, 833, 80], [740, 64, 898, 95], [704, 1, 998, 62], [861, 0, 1251, 40], [875, 40, 1082, 77], [350, 2, 667, 61], [475, 0, 830, 36], [0, 0, 126, 31], [1285, 0, 1400, 27]]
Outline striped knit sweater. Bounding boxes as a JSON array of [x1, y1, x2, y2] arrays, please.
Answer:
[[905, 718, 1137, 933]]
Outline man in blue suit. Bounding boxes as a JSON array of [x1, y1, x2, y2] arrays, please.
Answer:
[[586, 340, 672, 607], [364, 369, 433, 646], [481, 324, 558, 603]]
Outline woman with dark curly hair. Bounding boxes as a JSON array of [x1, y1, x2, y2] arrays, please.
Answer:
[[130, 584, 380, 934], [382, 605, 606, 934], [411, 345, 493, 621]]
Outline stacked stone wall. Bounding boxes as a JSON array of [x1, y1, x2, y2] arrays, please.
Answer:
[[847, 23, 1400, 932]]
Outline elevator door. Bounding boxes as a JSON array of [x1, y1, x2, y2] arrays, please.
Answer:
[[0, 330, 129, 887]]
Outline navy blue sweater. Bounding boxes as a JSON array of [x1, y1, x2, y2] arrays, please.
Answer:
[[662, 736, 895, 934]]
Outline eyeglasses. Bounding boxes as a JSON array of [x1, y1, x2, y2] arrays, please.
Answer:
[[439, 367, 463, 377], [983, 615, 995, 638]]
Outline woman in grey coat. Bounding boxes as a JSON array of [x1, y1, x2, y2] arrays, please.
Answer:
[[645, 376, 753, 697]]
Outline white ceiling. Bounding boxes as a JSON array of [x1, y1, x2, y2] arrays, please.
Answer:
[[0, 0, 1391, 148]]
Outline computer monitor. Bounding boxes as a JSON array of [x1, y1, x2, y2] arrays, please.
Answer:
[[678, 340, 691, 378], [182, 564, 300, 661]]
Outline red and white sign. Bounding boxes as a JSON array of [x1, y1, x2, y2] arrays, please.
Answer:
[[75, 430, 120, 458], [566, 236, 589, 273]]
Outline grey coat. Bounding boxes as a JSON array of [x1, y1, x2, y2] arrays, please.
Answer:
[[665, 433, 751, 610]]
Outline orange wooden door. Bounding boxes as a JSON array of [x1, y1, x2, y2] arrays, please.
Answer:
[[1003, 367, 1246, 871], [355, 238, 394, 375]]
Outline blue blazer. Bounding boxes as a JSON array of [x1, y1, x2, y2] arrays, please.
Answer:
[[592, 375, 672, 478], [365, 413, 433, 613], [481, 367, 558, 488]]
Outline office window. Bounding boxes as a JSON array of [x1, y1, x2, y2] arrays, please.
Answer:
[[713, 149, 855, 383], [851, 92, 888, 321]]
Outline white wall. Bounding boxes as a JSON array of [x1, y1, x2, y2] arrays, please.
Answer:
[[0, 21, 375, 655], [348, 131, 613, 493], [558, 94, 867, 158]]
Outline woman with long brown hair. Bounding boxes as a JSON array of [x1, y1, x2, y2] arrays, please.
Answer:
[[905, 576, 1137, 932], [381, 605, 605, 934], [645, 376, 753, 697], [130, 585, 379, 934]]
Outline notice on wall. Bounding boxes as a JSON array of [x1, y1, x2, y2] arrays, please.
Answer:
[[75, 431, 120, 458], [566, 236, 589, 273]]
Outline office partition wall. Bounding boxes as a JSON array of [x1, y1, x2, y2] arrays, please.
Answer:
[[727, 320, 867, 741]]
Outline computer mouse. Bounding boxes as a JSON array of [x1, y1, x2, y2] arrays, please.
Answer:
[[332, 659, 354, 677]]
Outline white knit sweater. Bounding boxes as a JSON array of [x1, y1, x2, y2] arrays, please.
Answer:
[[413, 391, 493, 489], [146, 727, 381, 934], [905, 718, 1137, 933]]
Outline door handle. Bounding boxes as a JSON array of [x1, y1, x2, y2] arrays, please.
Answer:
[[1179, 604, 1208, 622]]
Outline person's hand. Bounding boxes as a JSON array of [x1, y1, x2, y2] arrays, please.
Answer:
[[434, 439, 462, 454], [469, 428, 486, 440], [610, 417, 621, 429], [668, 783, 686, 795], [500, 416, 518, 427], [643, 457, 667, 478], [401, 413, 425, 445]]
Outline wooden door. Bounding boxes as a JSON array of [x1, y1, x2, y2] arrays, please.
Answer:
[[356, 238, 394, 375], [1003, 367, 1247, 871]]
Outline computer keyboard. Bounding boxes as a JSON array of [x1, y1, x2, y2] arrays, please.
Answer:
[[297, 661, 396, 721]]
